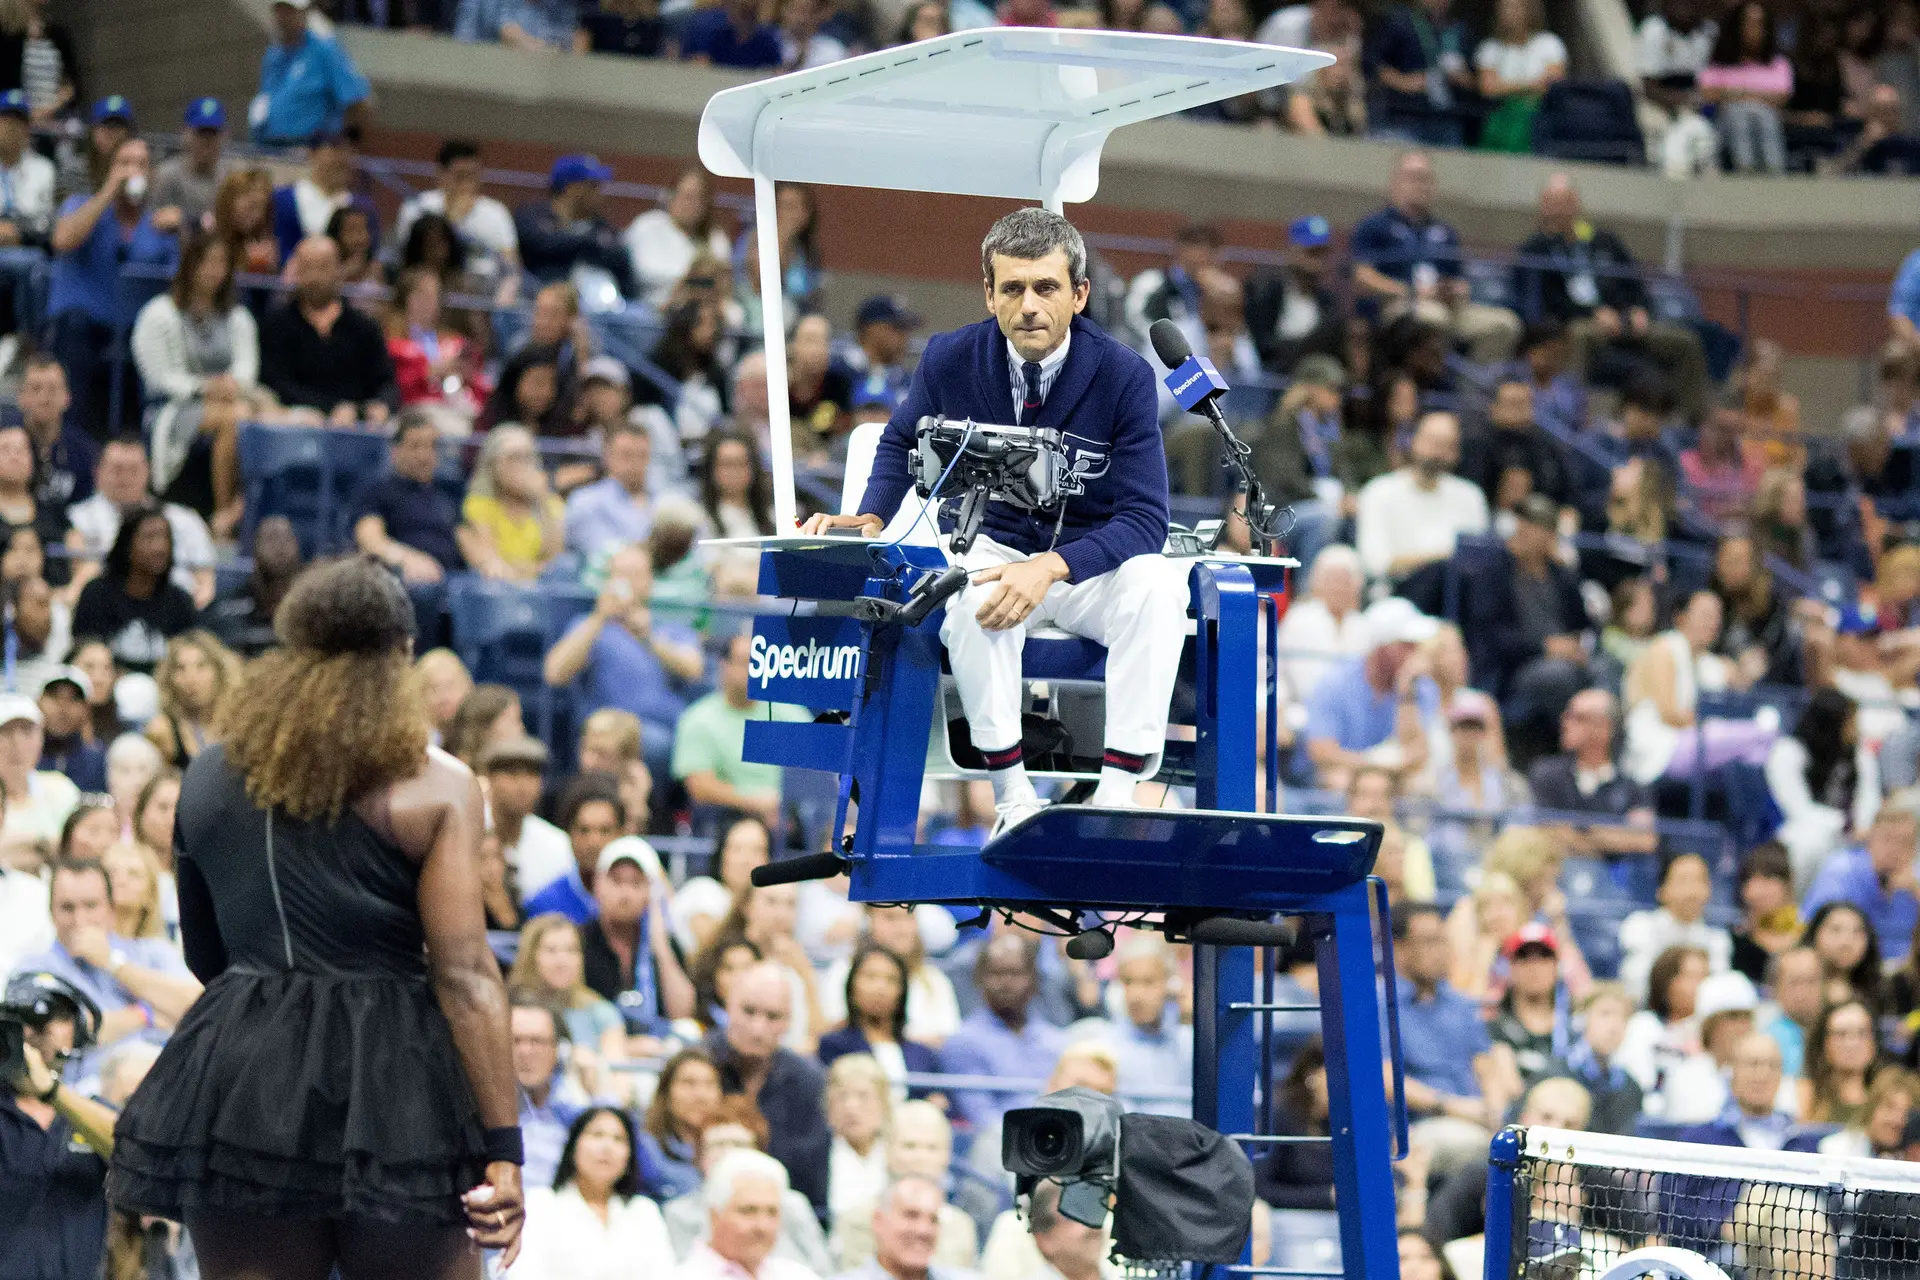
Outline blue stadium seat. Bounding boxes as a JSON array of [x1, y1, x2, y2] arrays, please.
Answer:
[[1530, 80, 1645, 166], [448, 579, 596, 753], [239, 425, 329, 556], [323, 430, 392, 550]]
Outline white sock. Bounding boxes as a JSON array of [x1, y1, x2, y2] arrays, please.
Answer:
[[984, 747, 1038, 808], [1091, 766, 1143, 808]]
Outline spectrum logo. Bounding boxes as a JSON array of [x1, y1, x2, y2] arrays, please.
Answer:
[[748, 634, 863, 688]]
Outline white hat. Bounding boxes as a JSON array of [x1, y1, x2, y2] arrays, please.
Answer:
[[1363, 597, 1440, 652], [595, 835, 662, 880], [1695, 970, 1759, 1023], [0, 692, 40, 728]]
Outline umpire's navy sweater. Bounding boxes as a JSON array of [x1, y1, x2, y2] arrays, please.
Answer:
[[856, 314, 1169, 584]]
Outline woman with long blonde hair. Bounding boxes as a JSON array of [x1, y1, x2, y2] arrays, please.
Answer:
[[145, 630, 241, 769], [103, 839, 169, 942], [507, 912, 629, 1066]]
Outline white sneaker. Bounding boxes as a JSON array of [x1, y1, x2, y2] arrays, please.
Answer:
[[989, 796, 1047, 840]]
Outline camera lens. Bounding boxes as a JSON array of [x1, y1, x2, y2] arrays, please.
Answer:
[[1021, 1117, 1077, 1173]]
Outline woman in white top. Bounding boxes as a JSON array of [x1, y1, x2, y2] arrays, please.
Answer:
[[1474, 0, 1566, 151], [625, 168, 732, 309], [130, 232, 259, 535], [818, 905, 962, 1046], [1622, 589, 1776, 785], [1764, 687, 1881, 892], [1617, 943, 1709, 1102], [1274, 543, 1368, 707], [671, 812, 771, 955], [825, 1053, 892, 1226], [1617, 852, 1733, 1003], [513, 1107, 676, 1280]]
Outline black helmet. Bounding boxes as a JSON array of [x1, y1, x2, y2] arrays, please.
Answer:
[[2, 971, 103, 1051]]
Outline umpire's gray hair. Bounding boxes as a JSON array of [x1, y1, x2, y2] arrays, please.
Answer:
[[981, 208, 1087, 289]]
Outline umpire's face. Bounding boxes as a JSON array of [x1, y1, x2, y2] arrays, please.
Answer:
[[986, 249, 1088, 365]]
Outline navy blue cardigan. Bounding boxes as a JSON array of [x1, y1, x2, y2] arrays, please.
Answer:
[[856, 314, 1169, 583]]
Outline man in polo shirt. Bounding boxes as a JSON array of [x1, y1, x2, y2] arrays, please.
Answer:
[[47, 136, 179, 438], [16, 355, 94, 517], [152, 97, 232, 231], [1526, 689, 1659, 854], [1303, 596, 1439, 789], [1802, 792, 1920, 963], [351, 409, 462, 582], [251, 0, 372, 146], [564, 421, 656, 560], [680, 0, 783, 70], [672, 631, 807, 830], [1351, 151, 1520, 362], [11, 860, 201, 1092], [1393, 902, 1517, 1175]]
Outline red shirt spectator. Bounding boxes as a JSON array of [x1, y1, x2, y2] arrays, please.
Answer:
[[384, 266, 488, 415]]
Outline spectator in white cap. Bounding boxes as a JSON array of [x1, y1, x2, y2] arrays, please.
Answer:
[[1658, 968, 1780, 1123], [576, 353, 690, 496], [36, 666, 104, 794], [0, 691, 78, 842], [1303, 596, 1440, 789], [580, 834, 695, 1047]]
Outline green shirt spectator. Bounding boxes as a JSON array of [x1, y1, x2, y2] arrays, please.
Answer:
[[671, 632, 805, 829]]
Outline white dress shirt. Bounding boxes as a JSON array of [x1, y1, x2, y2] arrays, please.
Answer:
[[512, 1184, 677, 1280], [1005, 332, 1070, 424], [1353, 467, 1490, 581]]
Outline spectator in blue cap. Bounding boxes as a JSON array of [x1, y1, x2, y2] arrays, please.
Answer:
[[514, 154, 636, 297], [251, 0, 372, 146], [679, 0, 783, 69], [152, 98, 232, 233], [0, 88, 56, 365], [55, 96, 134, 204], [1245, 214, 1348, 377], [48, 136, 181, 438], [846, 294, 919, 414]]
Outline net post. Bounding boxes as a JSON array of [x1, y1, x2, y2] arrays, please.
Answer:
[[1482, 1125, 1524, 1280]]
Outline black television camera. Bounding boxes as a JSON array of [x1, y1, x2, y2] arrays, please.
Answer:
[[0, 971, 100, 1090], [1003, 1085, 1255, 1263]]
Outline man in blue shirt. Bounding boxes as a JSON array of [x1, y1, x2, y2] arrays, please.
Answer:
[[941, 934, 1066, 1133], [46, 137, 179, 439], [509, 997, 590, 1188], [564, 421, 656, 560], [253, 0, 372, 145], [1802, 793, 1920, 963], [1364, 0, 1474, 147], [542, 543, 704, 785], [1085, 934, 1192, 1117], [1351, 151, 1521, 362], [1304, 596, 1438, 788], [681, 0, 783, 69], [1392, 902, 1517, 1173], [12, 860, 201, 1092]]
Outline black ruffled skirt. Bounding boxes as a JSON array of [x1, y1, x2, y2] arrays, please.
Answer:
[[107, 967, 488, 1226]]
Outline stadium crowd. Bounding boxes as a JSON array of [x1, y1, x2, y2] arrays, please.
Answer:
[[10, 0, 1920, 1277]]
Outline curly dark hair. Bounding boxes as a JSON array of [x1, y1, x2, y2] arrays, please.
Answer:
[[216, 556, 427, 821]]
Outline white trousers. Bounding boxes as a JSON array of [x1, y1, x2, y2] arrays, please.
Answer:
[[940, 535, 1191, 770]]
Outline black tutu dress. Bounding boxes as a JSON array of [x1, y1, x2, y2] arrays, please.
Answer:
[[107, 746, 489, 1226]]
